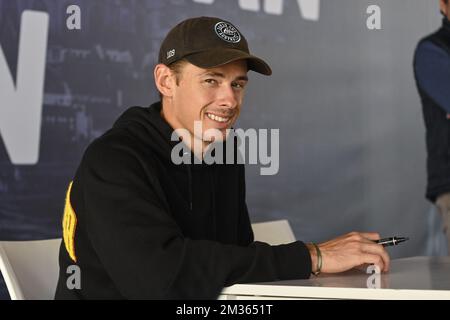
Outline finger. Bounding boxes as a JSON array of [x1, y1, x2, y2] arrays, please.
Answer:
[[354, 263, 370, 272], [359, 232, 381, 241], [361, 254, 385, 272], [361, 243, 390, 272]]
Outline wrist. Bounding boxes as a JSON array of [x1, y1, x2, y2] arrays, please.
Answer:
[[306, 243, 322, 275], [436, 193, 450, 212]]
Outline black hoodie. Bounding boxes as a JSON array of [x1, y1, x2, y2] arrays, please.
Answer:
[[55, 102, 312, 299]]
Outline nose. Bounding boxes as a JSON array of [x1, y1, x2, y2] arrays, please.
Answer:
[[217, 84, 238, 109]]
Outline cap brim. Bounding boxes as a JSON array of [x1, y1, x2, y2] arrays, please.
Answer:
[[185, 48, 272, 76]]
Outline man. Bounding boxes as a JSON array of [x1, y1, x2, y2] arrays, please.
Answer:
[[414, 0, 450, 253], [55, 16, 389, 299]]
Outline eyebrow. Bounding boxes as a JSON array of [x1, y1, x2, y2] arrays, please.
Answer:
[[199, 71, 248, 82]]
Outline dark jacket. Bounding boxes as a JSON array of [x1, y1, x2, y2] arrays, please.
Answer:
[[414, 18, 450, 203], [55, 102, 312, 299]]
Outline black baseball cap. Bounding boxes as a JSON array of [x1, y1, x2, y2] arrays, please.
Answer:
[[158, 16, 272, 76]]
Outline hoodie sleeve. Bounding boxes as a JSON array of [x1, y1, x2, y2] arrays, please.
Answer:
[[80, 139, 312, 299]]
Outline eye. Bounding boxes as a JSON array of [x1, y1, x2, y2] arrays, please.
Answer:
[[205, 79, 217, 85], [232, 82, 246, 89]]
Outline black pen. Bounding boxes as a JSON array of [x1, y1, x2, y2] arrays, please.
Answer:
[[374, 236, 409, 247]]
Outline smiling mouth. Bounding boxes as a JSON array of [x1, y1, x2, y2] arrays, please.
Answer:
[[205, 112, 231, 124]]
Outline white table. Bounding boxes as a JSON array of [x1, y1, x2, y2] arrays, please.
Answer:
[[220, 256, 450, 299]]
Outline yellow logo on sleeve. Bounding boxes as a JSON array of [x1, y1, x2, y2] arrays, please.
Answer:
[[62, 181, 77, 263]]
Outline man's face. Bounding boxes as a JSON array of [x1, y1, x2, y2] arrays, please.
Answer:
[[167, 60, 248, 144], [441, 0, 450, 19]]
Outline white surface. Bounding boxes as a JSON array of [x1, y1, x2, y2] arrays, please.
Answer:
[[0, 239, 62, 300], [0, 244, 24, 300], [251, 220, 296, 245], [221, 256, 450, 300]]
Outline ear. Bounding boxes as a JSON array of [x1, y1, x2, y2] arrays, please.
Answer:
[[440, 0, 448, 16], [154, 64, 175, 98]]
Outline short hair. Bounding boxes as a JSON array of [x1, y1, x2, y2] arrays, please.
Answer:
[[168, 59, 188, 85], [158, 59, 189, 100]]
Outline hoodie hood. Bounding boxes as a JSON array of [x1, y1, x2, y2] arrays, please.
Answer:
[[443, 17, 450, 35], [112, 102, 176, 162], [111, 102, 212, 222]]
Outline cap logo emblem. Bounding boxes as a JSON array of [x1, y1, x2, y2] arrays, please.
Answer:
[[166, 49, 175, 59], [214, 21, 241, 43]]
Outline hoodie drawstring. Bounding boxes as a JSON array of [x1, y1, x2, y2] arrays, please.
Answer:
[[186, 164, 193, 211], [185, 158, 217, 240], [210, 165, 217, 240]]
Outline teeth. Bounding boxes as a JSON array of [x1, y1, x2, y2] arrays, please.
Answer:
[[206, 113, 229, 123]]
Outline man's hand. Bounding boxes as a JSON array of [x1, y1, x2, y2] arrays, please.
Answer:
[[307, 232, 390, 274], [436, 192, 450, 233]]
